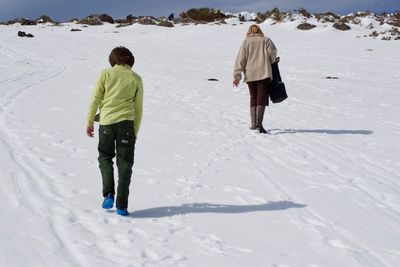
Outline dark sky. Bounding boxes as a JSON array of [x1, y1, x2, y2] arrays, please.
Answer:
[[1, 0, 399, 21]]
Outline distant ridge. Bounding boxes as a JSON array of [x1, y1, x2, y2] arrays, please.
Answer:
[[1, 8, 399, 40]]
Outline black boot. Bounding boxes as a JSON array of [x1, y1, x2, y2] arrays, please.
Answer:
[[250, 106, 257, 130], [256, 105, 268, 134]]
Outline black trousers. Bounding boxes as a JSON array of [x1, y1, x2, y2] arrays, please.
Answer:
[[98, 120, 136, 209], [247, 78, 271, 107]]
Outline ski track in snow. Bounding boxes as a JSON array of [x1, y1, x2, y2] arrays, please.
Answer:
[[0, 36, 82, 266], [1, 22, 400, 267]]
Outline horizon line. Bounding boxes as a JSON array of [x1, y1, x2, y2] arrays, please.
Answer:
[[1, 7, 399, 23]]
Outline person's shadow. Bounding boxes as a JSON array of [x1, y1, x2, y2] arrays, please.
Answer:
[[270, 129, 373, 135], [129, 201, 306, 218]]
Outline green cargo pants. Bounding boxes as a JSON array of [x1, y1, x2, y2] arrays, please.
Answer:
[[98, 120, 136, 209]]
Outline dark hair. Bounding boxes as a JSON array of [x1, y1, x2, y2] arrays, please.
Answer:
[[109, 46, 135, 67]]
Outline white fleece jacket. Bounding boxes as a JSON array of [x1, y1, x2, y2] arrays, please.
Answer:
[[233, 33, 278, 82]]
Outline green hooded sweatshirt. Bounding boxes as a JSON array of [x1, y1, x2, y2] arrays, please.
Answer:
[[86, 64, 143, 136]]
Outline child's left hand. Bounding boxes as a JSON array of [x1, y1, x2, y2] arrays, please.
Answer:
[[86, 126, 94, 138]]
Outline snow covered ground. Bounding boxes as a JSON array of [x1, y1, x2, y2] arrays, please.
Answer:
[[0, 19, 400, 267]]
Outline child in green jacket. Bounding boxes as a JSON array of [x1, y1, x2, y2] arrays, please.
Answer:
[[86, 46, 143, 216]]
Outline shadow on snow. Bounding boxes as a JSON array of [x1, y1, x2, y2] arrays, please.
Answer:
[[130, 201, 306, 218], [270, 129, 373, 135]]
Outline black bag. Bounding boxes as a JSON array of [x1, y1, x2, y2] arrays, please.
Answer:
[[269, 62, 288, 103]]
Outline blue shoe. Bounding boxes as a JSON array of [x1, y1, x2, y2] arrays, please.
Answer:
[[116, 208, 129, 216], [102, 193, 114, 209]]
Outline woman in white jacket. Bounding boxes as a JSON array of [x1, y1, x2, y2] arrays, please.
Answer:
[[233, 25, 278, 133]]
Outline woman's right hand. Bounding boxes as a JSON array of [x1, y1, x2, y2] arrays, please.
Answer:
[[233, 79, 240, 87]]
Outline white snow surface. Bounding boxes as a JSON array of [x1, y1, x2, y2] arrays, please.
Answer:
[[0, 21, 400, 267]]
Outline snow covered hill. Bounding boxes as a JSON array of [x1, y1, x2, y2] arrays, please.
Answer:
[[0, 19, 400, 267]]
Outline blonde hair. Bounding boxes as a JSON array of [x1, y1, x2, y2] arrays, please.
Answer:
[[246, 24, 264, 37]]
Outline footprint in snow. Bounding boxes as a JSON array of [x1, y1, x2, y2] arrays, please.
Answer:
[[327, 239, 352, 249], [196, 233, 252, 256]]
